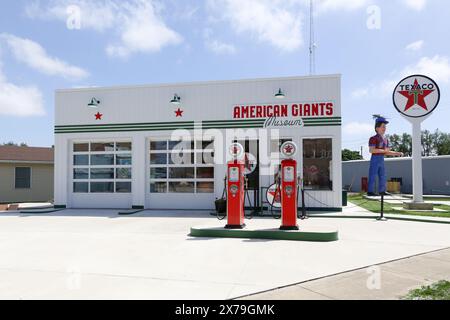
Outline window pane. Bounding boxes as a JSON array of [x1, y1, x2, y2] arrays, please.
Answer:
[[169, 140, 194, 150], [74, 143, 89, 152], [91, 142, 115, 152], [150, 182, 167, 193], [15, 167, 31, 189], [197, 167, 214, 179], [116, 168, 132, 180], [90, 168, 114, 179], [116, 182, 132, 193], [116, 154, 132, 165], [303, 139, 333, 190], [197, 140, 214, 150], [169, 167, 194, 179], [73, 182, 88, 193], [116, 142, 132, 151], [196, 152, 215, 165], [74, 168, 89, 180], [150, 141, 167, 151], [150, 153, 167, 165], [169, 152, 194, 165], [91, 154, 114, 166], [270, 139, 292, 153], [169, 182, 195, 193], [73, 155, 89, 166], [197, 182, 214, 193], [150, 167, 167, 179], [90, 182, 114, 193]]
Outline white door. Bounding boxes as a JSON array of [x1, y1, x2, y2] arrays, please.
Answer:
[[147, 138, 215, 210]]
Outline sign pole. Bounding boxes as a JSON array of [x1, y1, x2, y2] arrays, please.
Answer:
[[411, 120, 424, 203]]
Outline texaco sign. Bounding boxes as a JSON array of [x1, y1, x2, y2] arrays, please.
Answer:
[[393, 75, 440, 119]]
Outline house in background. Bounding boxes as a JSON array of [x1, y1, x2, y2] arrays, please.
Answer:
[[0, 146, 54, 204]]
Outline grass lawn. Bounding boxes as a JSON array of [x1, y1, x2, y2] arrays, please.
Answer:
[[403, 280, 450, 300], [348, 194, 450, 218]]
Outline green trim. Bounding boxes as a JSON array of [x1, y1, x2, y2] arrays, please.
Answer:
[[132, 205, 145, 210], [118, 209, 144, 216], [55, 117, 341, 134], [190, 226, 339, 242], [54, 205, 67, 209], [20, 209, 64, 214], [308, 214, 450, 225], [307, 207, 343, 212]]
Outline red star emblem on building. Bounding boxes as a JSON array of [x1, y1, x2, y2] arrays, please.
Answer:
[[95, 112, 103, 120], [398, 78, 434, 112], [175, 108, 184, 117]]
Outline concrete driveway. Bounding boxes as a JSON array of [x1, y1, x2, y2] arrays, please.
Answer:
[[0, 209, 449, 299]]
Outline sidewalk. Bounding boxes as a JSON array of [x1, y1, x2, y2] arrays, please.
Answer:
[[238, 248, 450, 300]]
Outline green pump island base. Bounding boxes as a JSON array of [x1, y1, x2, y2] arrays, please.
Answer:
[[190, 225, 339, 242]]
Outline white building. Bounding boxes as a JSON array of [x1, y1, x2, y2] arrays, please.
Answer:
[[54, 75, 342, 211]]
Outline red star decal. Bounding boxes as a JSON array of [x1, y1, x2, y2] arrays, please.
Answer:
[[95, 112, 103, 120], [398, 79, 434, 112], [175, 108, 184, 117]]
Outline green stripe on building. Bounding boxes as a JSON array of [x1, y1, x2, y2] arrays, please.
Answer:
[[55, 118, 341, 134]]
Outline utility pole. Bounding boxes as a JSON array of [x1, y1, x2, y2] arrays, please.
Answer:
[[309, 0, 316, 75]]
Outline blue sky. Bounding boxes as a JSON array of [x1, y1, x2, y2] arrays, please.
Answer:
[[0, 0, 449, 157]]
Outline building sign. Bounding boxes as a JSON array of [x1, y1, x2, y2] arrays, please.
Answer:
[[393, 75, 440, 119], [233, 102, 334, 119]]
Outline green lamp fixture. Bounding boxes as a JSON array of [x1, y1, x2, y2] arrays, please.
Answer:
[[170, 94, 181, 105], [88, 98, 101, 108], [275, 88, 286, 99]]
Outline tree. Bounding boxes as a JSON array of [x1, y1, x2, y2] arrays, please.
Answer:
[[2, 142, 28, 147], [342, 149, 363, 161], [386, 130, 450, 156], [435, 131, 450, 155]]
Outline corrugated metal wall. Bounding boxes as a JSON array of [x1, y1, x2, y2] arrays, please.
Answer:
[[342, 156, 450, 195]]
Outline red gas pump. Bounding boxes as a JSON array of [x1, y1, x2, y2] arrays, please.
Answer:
[[280, 142, 299, 230], [225, 143, 246, 229]]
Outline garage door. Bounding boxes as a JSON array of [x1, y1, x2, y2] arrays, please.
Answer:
[[147, 138, 215, 210]]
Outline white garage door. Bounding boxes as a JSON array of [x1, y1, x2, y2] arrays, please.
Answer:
[[147, 138, 215, 210]]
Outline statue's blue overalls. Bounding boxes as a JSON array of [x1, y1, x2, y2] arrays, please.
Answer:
[[368, 134, 389, 194]]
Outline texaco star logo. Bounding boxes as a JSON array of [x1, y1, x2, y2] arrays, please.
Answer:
[[393, 75, 440, 119], [397, 78, 434, 112]]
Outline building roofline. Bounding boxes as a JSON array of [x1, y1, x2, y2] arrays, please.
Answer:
[[0, 160, 54, 165], [56, 74, 342, 94]]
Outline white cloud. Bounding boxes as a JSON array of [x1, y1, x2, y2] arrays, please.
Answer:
[[405, 40, 424, 52], [206, 0, 371, 52], [207, 0, 304, 52], [352, 55, 450, 100], [401, 55, 450, 84], [0, 60, 45, 117], [25, 0, 116, 32], [316, 0, 371, 12], [203, 28, 237, 55], [1, 33, 89, 80], [401, 0, 427, 11], [351, 88, 369, 99], [343, 122, 374, 136], [25, 0, 182, 58], [206, 40, 237, 55]]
